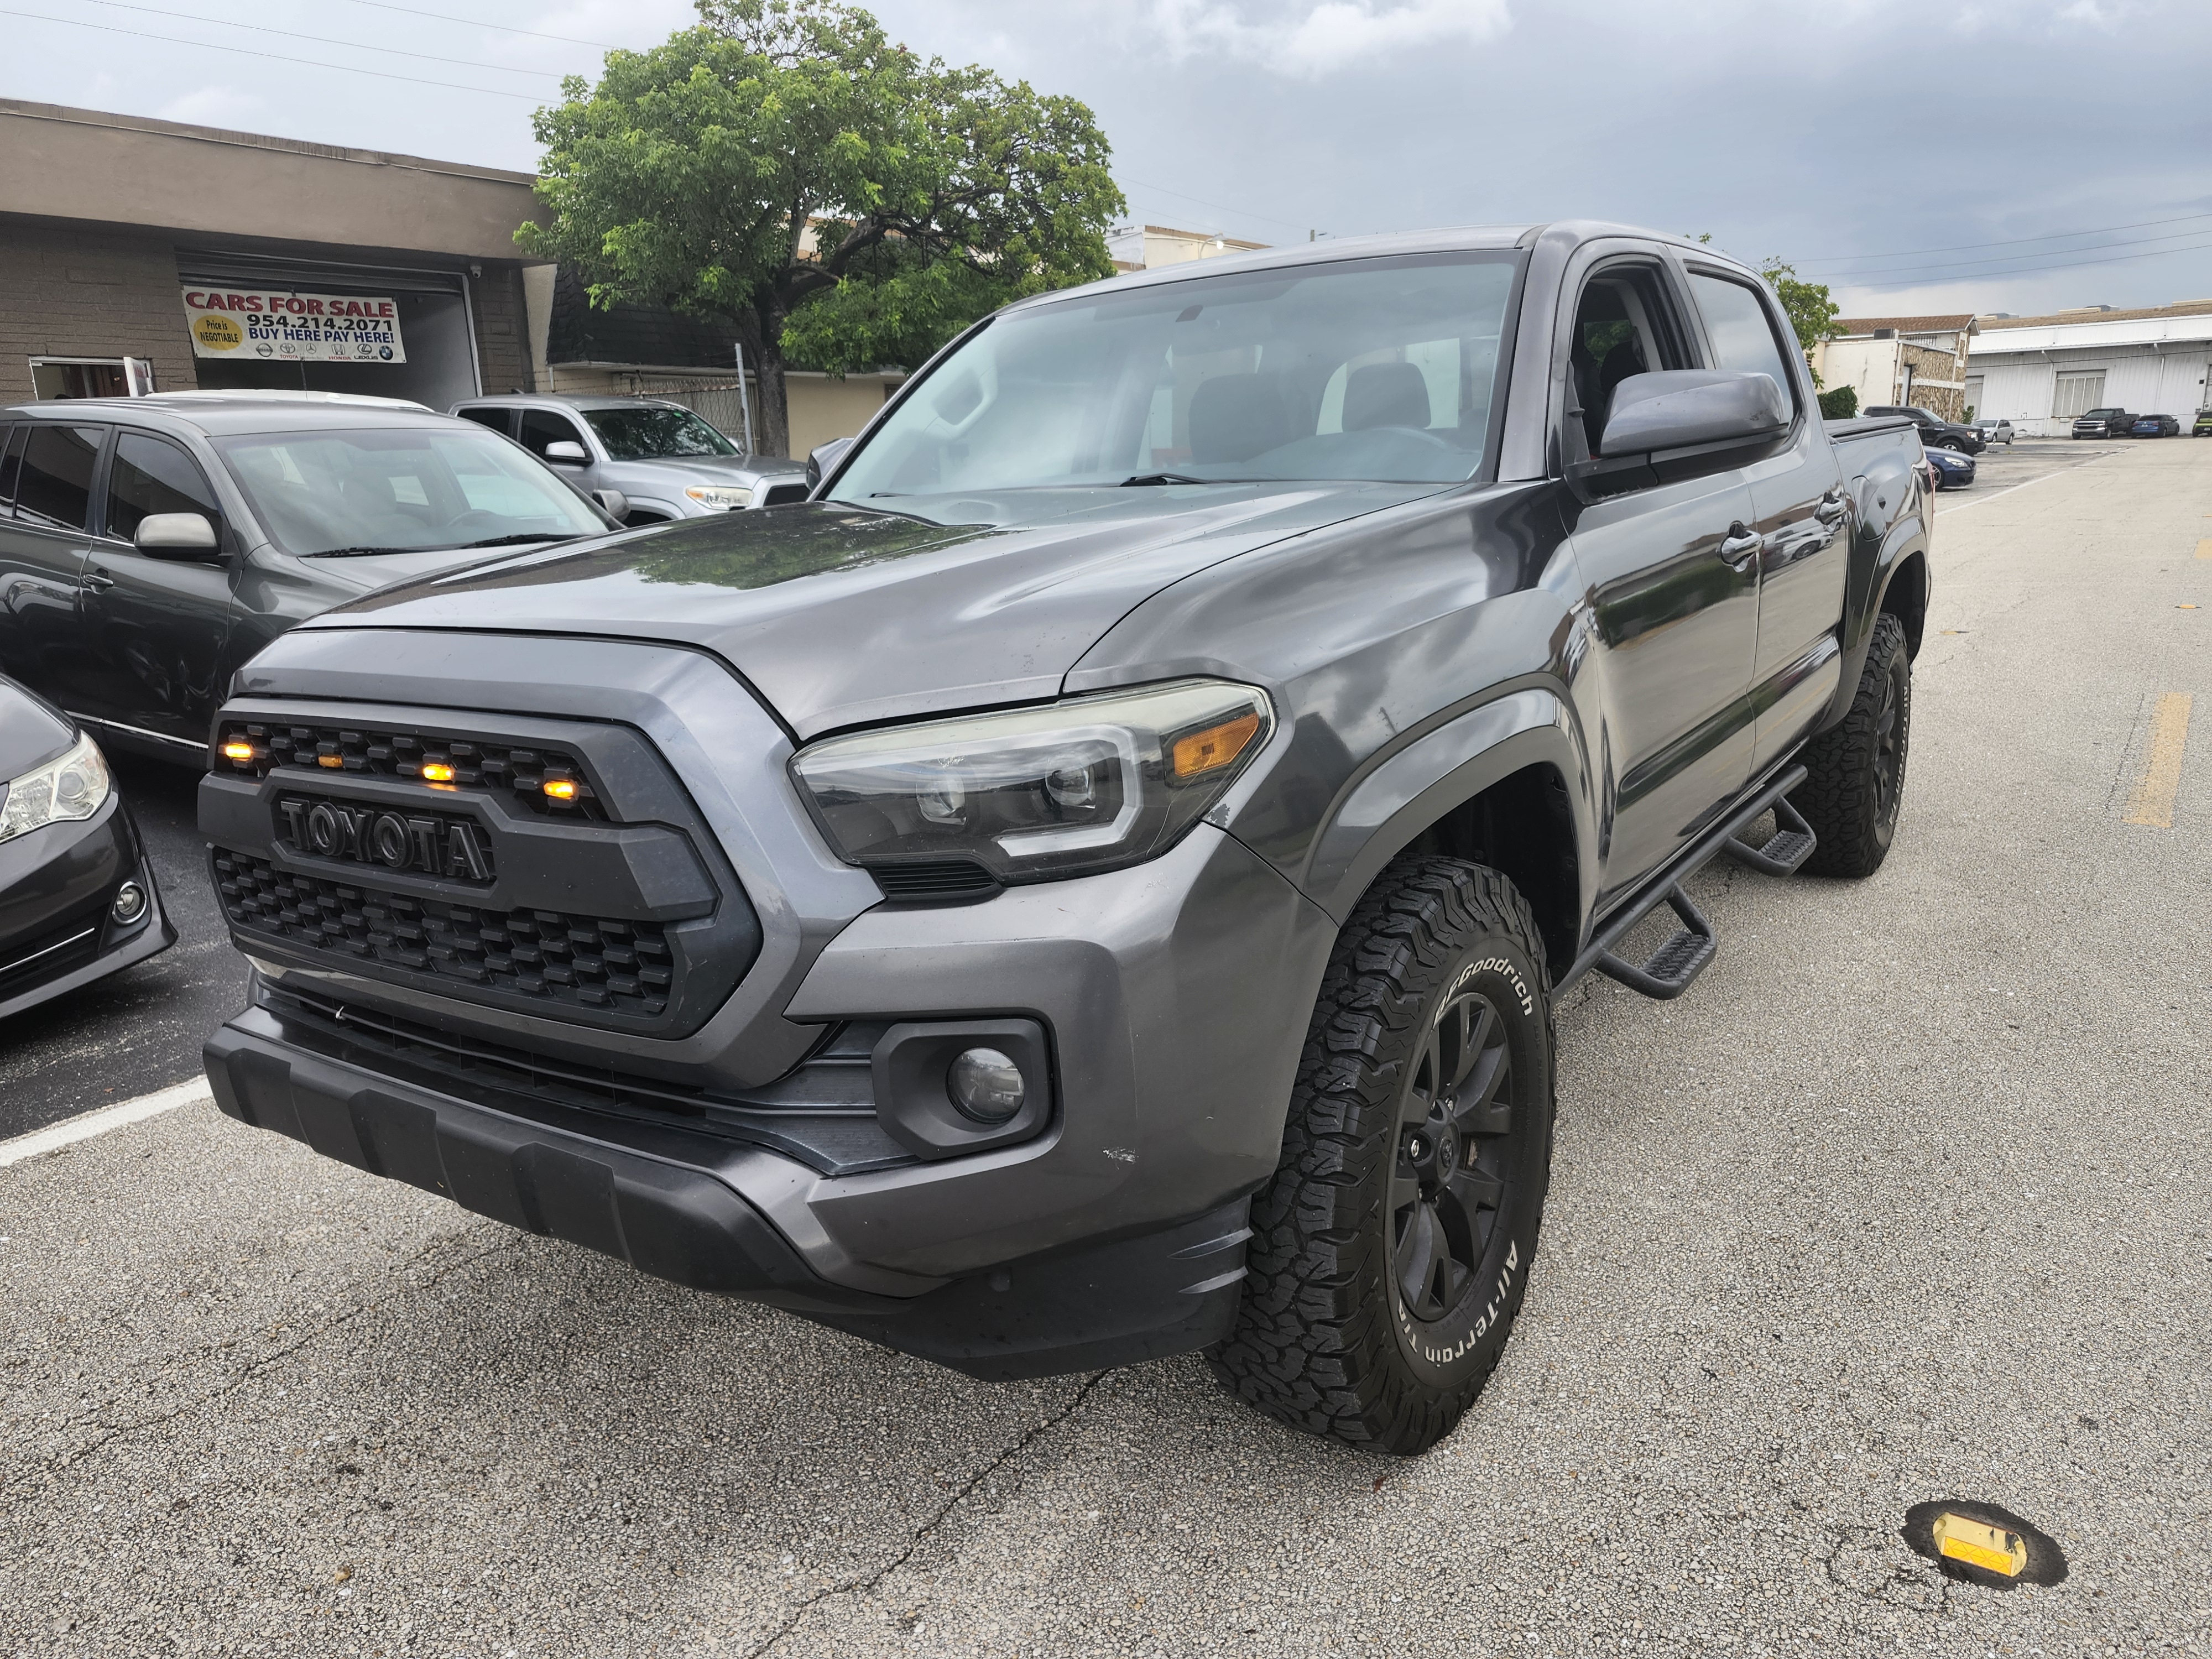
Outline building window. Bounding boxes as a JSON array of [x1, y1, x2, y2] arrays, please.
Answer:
[[29, 358, 130, 400], [2052, 370, 2106, 420]]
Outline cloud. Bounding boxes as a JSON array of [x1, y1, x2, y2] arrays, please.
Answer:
[[1151, 0, 1512, 77]]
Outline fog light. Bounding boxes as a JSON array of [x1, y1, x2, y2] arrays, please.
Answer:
[[947, 1047, 1025, 1123], [111, 881, 147, 924]]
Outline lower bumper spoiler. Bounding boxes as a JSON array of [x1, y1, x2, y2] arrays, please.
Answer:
[[202, 1017, 1248, 1380]]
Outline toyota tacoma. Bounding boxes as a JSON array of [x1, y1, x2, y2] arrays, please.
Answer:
[[199, 223, 1930, 1453]]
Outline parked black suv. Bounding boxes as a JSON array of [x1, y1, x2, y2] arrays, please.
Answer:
[[2071, 406, 2135, 439], [1865, 404, 1983, 452]]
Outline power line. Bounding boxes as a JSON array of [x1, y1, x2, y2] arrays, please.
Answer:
[[0, 8, 547, 98], [1840, 234, 2212, 291], [1802, 208, 2212, 267], [1822, 223, 2212, 284], [1118, 176, 1311, 238], [79, 0, 567, 77], [326, 0, 622, 52]]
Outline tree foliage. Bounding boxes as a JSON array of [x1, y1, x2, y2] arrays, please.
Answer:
[[519, 0, 1124, 457], [1757, 258, 1842, 385]]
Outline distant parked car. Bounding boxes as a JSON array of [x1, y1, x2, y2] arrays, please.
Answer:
[[2071, 406, 2135, 439], [1866, 404, 1983, 453], [1973, 418, 2013, 446], [1, 675, 174, 1019], [450, 394, 811, 526], [2195, 407, 2212, 437], [1924, 445, 1975, 489], [2130, 414, 2180, 438]]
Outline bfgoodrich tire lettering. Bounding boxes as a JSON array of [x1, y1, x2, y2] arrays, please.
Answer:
[[1211, 855, 1555, 1455], [1791, 611, 1911, 878]]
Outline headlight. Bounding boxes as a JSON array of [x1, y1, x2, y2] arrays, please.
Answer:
[[0, 733, 111, 846], [792, 679, 1274, 884], [685, 485, 754, 510]]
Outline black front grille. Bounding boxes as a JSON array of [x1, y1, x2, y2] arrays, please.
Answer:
[[216, 721, 606, 820], [215, 850, 672, 1020]]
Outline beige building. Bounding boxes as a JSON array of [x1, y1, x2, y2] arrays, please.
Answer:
[[1107, 223, 1270, 273], [1810, 314, 1979, 420], [0, 98, 898, 456]]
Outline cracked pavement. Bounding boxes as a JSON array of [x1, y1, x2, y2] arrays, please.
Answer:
[[4, 439, 2210, 1656]]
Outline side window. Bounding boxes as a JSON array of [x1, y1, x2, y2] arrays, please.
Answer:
[[456, 405, 516, 437], [519, 409, 586, 458], [1567, 263, 1689, 454], [1688, 273, 1797, 411], [0, 425, 18, 513], [14, 424, 106, 533], [107, 432, 222, 542]]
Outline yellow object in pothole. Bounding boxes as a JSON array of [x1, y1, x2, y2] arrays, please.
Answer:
[[1932, 1512, 2028, 1577]]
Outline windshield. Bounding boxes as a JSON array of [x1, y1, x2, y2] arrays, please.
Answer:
[[582, 405, 738, 460], [830, 252, 1519, 501], [2085, 408, 2122, 418], [214, 426, 607, 556]]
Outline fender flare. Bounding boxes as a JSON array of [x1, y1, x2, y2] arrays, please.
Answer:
[[1818, 510, 1928, 732], [1298, 686, 1595, 928]]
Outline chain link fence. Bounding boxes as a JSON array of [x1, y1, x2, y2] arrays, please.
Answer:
[[617, 380, 755, 452]]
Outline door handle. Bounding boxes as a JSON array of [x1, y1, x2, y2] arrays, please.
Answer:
[[81, 568, 116, 593], [1718, 524, 1762, 568], [1813, 489, 1847, 525]]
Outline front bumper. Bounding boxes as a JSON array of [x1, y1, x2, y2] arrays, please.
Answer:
[[204, 1006, 1255, 1379], [0, 794, 175, 1021]]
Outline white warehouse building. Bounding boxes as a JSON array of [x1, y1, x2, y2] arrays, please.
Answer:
[[1966, 300, 2212, 436]]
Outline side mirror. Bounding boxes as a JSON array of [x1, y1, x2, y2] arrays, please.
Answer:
[[543, 440, 589, 465], [590, 488, 629, 523], [134, 512, 220, 557], [805, 436, 854, 491], [1598, 371, 1790, 458]]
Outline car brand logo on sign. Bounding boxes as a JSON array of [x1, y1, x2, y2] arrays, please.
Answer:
[[277, 796, 493, 883], [180, 286, 407, 364]]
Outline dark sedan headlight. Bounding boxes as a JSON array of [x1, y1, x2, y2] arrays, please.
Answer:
[[792, 679, 1274, 884], [0, 734, 111, 846]]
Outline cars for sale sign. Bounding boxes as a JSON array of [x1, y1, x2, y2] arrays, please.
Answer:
[[181, 288, 407, 364]]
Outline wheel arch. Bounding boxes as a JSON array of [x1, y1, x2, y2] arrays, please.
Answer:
[[1880, 549, 1929, 659], [1299, 688, 1593, 977]]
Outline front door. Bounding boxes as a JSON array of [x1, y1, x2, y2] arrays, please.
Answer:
[[77, 430, 235, 748], [1558, 258, 1761, 902], [1683, 269, 1850, 775], [0, 421, 105, 708]]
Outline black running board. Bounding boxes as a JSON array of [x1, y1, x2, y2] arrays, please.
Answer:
[[1558, 763, 1809, 1001]]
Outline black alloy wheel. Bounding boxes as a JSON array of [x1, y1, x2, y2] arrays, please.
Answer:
[[1391, 988, 1520, 1323], [1871, 641, 1904, 830], [1791, 611, 1912, 878]]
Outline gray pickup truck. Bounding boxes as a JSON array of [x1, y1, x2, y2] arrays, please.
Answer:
[[198, 222, 1929, 1454]]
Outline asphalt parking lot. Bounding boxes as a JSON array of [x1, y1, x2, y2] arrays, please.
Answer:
[[3, 436, 2209, 1656]]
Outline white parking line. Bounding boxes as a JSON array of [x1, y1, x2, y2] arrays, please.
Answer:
[[1936, 453, 2110, 517], [0, 1077, 212, 1168]]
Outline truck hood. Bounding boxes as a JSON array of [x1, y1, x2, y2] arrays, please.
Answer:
[[314, 482, 1433, 737]]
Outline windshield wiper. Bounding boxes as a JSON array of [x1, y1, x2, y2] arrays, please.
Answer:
[[455, 533, 584, 550], [302, 545, 426, 558], [1120, 472, 1217, 486]]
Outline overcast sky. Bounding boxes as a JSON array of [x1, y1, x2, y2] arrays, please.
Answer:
[[10, 0, 2210, 319]]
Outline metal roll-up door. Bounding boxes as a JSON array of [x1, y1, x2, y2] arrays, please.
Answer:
[[176, 251, 481, 408]]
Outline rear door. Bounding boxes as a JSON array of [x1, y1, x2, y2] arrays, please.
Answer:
[[0, 421, 105, 706], [77, 427, 236, 747], [1684, 266, 1849, 776], [1559, 253, 1762, 900]]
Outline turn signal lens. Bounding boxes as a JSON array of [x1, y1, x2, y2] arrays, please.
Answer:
[[542, 778, 578, 801], [420, 762, 456, 783], [1170, 711, 1262, 781], [221, 741, 254, 762], [318, 754, 344, 769]]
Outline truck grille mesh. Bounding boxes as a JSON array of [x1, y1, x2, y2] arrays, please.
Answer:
[[216, 722, 606, 820], [214, 851, 671, 1019]]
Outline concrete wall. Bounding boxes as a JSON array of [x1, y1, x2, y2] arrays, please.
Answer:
[[0, 100, 540, 263]]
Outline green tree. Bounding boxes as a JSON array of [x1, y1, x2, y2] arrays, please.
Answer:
[[1757, 258, 1842, 386], [520, 0, 1124, 458]]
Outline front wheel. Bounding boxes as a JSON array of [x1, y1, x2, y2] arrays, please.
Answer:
[[1211, 856, 1556, 1454], [1791, 612, 1911, 877]]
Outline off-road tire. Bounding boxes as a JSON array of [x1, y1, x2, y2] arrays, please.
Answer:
[[1211, 855, 1555, 1455], [1792, 611, 1911, 878]]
